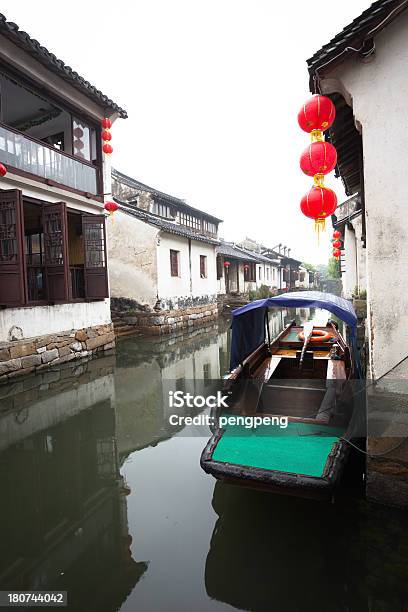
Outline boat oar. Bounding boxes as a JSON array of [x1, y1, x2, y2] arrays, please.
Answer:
[[299, 322, 314, 370]]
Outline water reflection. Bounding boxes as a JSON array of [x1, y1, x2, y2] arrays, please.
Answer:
[[0, 356, 147, 612], [0, 310, 407, 611]]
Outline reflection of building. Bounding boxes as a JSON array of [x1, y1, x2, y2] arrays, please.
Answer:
[[206, 482, 363, 611], [0, 359, 147, 608], [0, 15, 126, 382], [114, 320, 230, 458], [206, 481, 408, 611]]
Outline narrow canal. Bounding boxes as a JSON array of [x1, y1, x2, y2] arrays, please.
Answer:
[[1, 311, 408, 611]]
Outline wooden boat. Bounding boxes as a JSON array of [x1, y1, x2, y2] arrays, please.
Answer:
[[200, 291, 362, 501]]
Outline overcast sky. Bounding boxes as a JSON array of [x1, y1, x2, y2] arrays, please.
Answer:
[[6, 0, 369, 263]]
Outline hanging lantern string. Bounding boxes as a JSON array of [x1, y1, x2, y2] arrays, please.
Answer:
[[298, 95, 338, 246]]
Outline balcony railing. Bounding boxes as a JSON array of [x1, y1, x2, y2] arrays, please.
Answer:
[[335, 194, 361, 223], [0, 123, 98, 195]]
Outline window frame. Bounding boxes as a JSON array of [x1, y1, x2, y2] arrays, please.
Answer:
[[170, 249, 180, 277], [200, 254, 207, 278], [0, 190, 108, 307]]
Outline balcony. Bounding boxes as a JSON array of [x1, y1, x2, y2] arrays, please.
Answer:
[[0, 123, 98, 195], [334, 194, 361, 223]]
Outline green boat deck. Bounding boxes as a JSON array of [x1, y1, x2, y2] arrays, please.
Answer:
[[212, 421, 344, 478]]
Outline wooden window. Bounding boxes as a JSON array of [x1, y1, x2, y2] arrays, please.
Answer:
[[200, 255, 207, 278], [0, 189, 26, 306], [153, 202, 171, 218], [203, 220, 217, 235], [0, 192, 107, 306], [42, 202, 70, 302], [244, 262, 256, 282], [170, 249, 180, 276], [82, 215, 108, 298], [259, 266, 262, 280], [216, 255, 223, 279]]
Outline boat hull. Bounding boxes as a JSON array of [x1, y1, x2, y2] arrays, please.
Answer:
[[200, 430, 351, 502]]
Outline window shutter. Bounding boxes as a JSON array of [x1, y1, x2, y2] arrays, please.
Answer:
[[216, 256, 223, 279], [0, 189, 26, 307], [82, 214, 108, 299], [43, 202, 70, 302], [170, 250, 179, 276]]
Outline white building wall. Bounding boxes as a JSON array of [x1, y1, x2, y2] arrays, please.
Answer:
[[353, 216, 367, 293], [157, 234, 191, 304], [157, 234, 218, 309], [107, 210, 159, 307], [322, 12, 408, 378], [0, 301, 111, 343], [190, 241, 218, 298], [342, 224, 358, 299]]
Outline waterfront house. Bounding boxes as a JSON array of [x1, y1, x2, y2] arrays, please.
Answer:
[[0, 15, 127, 381], [109, 169, 221, 335], [307, 0, 408, 506], [306, 0, 408, 380], [332, 194, 366, 299]]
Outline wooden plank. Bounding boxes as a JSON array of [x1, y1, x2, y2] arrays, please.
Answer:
[[253, 356, 282, 382], [327, 359, 347, 380], [316, 359, 347, 421]]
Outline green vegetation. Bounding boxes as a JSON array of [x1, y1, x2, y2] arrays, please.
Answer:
[[248, 284, 271, 301], [327, 256, 341, 279], [353, 286, 367, 299], [301, 262, 316, 272]]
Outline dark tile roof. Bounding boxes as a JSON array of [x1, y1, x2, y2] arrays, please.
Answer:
[[217, 242, 283, 264], [307, 0, 408, 81], [117, 201, 220, 245], [217, 242, 259, 262], [0, 14, 127, 118], [112, 168, 222, 223]]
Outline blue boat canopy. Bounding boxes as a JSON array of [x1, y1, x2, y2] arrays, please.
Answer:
[[230, 291, 358, 372]]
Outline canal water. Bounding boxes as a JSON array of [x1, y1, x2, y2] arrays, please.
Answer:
[[1, 309, 408, 611]]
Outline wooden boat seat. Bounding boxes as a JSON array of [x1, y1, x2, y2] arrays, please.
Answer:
[[252, 356, 282, 382], [316, 359, 347, 422]]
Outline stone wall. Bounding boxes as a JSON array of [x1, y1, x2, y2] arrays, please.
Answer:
[[0, 323, 115, 384], [112, 302, 218, 335]]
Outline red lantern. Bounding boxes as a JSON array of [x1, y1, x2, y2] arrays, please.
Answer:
[[104, 201, 118, 215], [244, 264, 249, 270], [0, 163, 7, 177], [333, 249, 341, 258], [224, 261, 231, 268], [299, 141, 337, 177], [298, 95, 336, 133], [332, 239, 341, 249], [102, 117, 112, 129], [300, 185, 337, 220], [103, 143, 113, 154], [333, 230, 341, 239], [102, 130, 112, 142]]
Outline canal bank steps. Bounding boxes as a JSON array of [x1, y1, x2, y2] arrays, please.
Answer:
[[111, 315, 143, 338]]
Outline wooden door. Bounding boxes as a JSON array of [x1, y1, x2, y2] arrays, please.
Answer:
[[0, 189, 26, 306], [82, 214, 108, 299], [43, 202, 70, 302]]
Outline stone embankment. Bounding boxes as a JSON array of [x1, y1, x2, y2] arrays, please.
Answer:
[[0, 323, 115, 383], [112, 303, 218, 336]]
